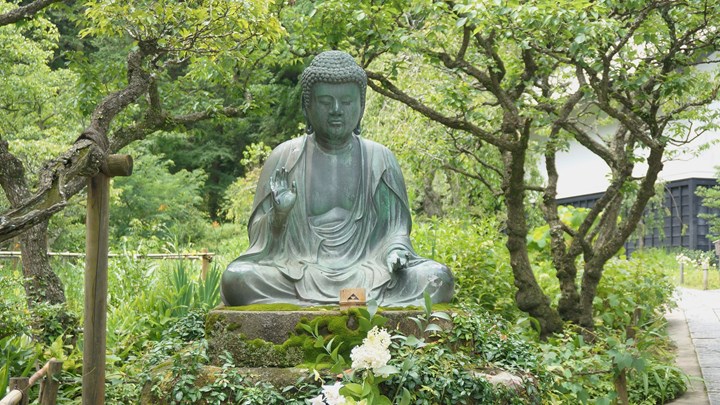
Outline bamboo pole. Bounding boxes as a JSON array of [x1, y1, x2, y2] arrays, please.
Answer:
[[27, 360, 52, 386], [0, 390, 23, 405], [0, 359, 61, 405]]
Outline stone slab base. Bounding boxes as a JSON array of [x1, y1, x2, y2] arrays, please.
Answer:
[[207, 308, 431, 344]]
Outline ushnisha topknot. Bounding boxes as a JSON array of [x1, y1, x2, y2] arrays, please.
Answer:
[[300, 50, 367, 134]]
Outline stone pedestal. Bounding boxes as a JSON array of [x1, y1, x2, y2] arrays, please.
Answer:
[[206, 307, 430, 344], [204, 307, 449, 368]]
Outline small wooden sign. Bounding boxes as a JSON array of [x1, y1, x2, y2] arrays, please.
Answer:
[[339, 288, 366, 309]]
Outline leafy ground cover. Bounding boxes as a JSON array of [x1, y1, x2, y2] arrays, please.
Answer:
[[0, 216, 695, 403]]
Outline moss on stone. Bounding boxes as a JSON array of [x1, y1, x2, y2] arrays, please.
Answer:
[[207, 331, 304, 368], [205, 306, 457, 368], [278, 308, 388, 362], [219, 303, 337, 311]]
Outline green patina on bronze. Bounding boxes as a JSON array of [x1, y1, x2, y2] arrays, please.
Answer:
[[221, 50, 454, 308]]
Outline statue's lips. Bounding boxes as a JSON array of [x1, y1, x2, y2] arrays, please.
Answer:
[[328, 120, 344, 126]]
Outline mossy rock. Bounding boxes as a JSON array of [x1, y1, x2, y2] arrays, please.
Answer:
[[140, 365, 313, 404], [206, 333, 304, 368], [205, 307, 453, 368]]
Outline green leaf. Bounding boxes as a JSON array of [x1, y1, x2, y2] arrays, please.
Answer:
[[374, 365, 399, 377], [404, 334, 425, 348], [361, 381, 373, 396], [423, 291, 433, 317], [367, 299, 379, 319], [431, 311, 451, 321], [424, 323, 444, 333], [340, 382, 363, 396], [400, 387, 412, 405]]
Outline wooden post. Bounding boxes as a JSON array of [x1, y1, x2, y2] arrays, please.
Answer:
[[83, 155, 132, 405], [200, 248, 210, 281], [9, 377, 29, 405], [39, 360, 63, 405], [703, 260, 709, 290], [679, 263, 684, 285]]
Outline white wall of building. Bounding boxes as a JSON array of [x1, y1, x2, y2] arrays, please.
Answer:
[[553, 123, 720, 199]]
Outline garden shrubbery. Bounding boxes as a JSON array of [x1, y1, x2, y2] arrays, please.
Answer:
[[0, 215, 694, 403]]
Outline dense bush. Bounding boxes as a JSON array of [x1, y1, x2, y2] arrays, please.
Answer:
[[0, 214, 691, 403], [412, 216, 521, 321]]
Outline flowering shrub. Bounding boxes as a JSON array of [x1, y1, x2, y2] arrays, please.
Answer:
[[310, 326, 399, 405], [350, 327, 393, 377], [310, 382, 348, 405]]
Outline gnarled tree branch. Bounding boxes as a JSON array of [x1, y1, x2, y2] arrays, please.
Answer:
[[0, 0, 62, 27]]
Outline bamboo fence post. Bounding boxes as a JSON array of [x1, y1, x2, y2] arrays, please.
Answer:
[[83, 154, 132, 405], [9, 377, 29, 405], [39, 360, 63, 405]]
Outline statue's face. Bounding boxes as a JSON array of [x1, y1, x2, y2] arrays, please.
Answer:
[[307, 82, 361, 145]]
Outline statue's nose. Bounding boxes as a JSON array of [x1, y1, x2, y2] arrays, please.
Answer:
[[330, 99, 342, 115]]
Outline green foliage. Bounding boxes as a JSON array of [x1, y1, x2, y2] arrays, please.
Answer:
[[541, 327, 686, 404], [0, 266, 29, 340], [381, 309, 542, 404], [289, 306, 388, 367], [670, 247, 720, 289], [222, 142, 272, 226], [0, 0, 82, 174], [362, 90, 505, 218], [412, 216, 521, 320], [111, 148, 210, 244], [697, 177, 720, 242], [527, 206, 589, 252], [142, 339, 320, 404], [541, 249, 685, 404], [0, 334, 42, 397], [594, 253, 676, 331]]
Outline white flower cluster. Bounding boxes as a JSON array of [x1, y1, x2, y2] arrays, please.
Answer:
[[309, 382, 347, 405], [676, 253, 694, 266], [350, 326, 392, 377], [676, 253, 712, 268]]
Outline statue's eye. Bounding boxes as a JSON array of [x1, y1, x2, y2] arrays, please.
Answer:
[[341, 98, 353, 105], [317, 96, 333, 106]]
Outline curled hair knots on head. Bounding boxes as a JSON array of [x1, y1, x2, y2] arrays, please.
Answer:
[[300, 51, 368, 134]]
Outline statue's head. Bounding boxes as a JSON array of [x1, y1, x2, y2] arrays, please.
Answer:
[[300, 51, 367, 135]]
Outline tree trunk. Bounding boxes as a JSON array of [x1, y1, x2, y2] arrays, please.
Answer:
[[420, 170, 443, 217], [19, 221, 65, 306], [503, 149, 563, 337], [542, 141, 582, 323], [1, 138, 65, 306]]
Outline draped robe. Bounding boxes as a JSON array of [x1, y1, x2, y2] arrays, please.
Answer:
[[221, 134, 454, 306]]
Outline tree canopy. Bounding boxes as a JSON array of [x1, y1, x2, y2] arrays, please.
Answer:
[[281, 0, 720, 335], [2, 0, 720, 336]]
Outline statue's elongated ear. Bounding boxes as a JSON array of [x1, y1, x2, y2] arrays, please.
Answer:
[[303, 106, 313, 134], [353, 110, 364, 135]]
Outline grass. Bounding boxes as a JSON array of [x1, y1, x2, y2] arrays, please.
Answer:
[[670, 265, 720, 290]]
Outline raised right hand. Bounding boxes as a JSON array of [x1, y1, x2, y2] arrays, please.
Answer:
[[270, 167, 297, 217]]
